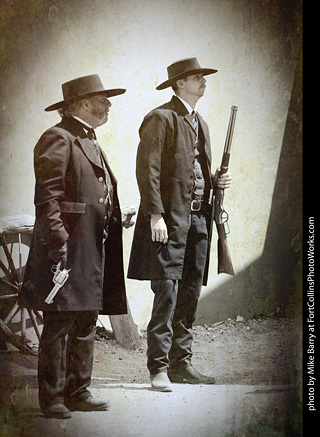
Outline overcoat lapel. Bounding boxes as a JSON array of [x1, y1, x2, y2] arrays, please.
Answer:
[[184, 113, 196, 133], [171, 96, 198, 143], [197, 114, 212, 162], [73, 125, 117, 186], [100, 148, 118, 185], [60, 116, 104, 170], [171, 96, 212, 164], [77, 136, 103, 169], [77, 133, 118, 186]]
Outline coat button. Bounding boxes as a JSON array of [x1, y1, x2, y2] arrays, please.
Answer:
[[98, 176, 104, 182], [98, 197, 104, 203]]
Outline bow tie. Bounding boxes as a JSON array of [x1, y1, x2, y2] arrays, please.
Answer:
[[85, 126, 101, 158], [86, 127, 96, 140], [75, 119, 96, 139]]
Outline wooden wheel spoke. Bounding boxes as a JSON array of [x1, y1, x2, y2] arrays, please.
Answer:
[[3, 302, 20, 324], [0, 234, 19, 284], [33, 309, 44, 324], [27, 309, 42, 340], [0, 222, 41, 355], [0, 294, 18, 300], [0, 258, 16, 284], [0, 318, 35, 355], [0, 277, 20, 294]]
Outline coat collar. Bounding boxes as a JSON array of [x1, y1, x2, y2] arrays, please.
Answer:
[[61, 117, 103, 169], [168, 96, 196, 133], [170, 95, 190, 116], [57, 116, 113, 175], [58, 116, 89, 137], [169, 96, 211, 147]]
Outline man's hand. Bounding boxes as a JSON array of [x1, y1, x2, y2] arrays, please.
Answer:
[[150, 214, 168, 244], [213, 168, 232, 190], [48, 241, 68, 269], [121, 205, 136, 229]]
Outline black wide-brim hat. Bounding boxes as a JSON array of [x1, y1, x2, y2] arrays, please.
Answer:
[[156, 57, 217, 90], [45, 74, 126, 111]]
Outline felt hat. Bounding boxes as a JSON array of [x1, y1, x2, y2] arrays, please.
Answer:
[[156, 58, 217, 90], [45, 74, 126, 111]]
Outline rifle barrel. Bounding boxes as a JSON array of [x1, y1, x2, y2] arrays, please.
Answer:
[[223, 105, 238, 154]]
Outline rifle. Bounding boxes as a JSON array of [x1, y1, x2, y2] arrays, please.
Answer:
[[214, 105, 238, 275]]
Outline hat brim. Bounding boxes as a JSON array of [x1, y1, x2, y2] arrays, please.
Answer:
[[44, 88, 126, 112], [156, 68, 217, 90]]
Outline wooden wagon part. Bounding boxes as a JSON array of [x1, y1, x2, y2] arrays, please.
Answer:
[[0, 215, 39, 355], [0, 210, 140, 354]]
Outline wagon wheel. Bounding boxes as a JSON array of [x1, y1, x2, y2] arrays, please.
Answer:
[[0, 216, 43, 355]]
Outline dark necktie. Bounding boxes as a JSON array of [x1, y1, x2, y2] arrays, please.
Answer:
[[191, 110, 198, 134], [191, 111, 204, 198]]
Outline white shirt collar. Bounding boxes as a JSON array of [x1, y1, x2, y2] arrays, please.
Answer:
[[72, 116, 94, 130], [175, 95, 196, 115]]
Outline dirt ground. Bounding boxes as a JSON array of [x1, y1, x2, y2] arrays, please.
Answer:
[[0, 316, 302, 388], [92, 317, 302, 388], [0, 316, 303, 436]]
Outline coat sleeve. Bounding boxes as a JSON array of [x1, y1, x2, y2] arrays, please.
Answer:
[[136, 110, 167, 217], [33, 127, 71, 250]]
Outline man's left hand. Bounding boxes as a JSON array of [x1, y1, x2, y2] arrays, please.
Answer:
[[48, 240, 68, 269], [213, 168, 232, 190], [121, 205, 136, 229]]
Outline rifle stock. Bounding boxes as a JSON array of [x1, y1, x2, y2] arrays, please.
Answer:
[[214, 105, 238, 275], [217, 223, 234, 275]]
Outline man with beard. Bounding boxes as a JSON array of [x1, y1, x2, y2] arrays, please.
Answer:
[[20, 74, 129, 418], [128, 58, 232, 392]]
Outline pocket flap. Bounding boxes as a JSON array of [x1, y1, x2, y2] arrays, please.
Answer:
[[60, 201, 86, 213]]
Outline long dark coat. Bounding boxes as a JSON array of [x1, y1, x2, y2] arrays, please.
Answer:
[[20, 116, 127, 315], [127, 96, 215, 285]]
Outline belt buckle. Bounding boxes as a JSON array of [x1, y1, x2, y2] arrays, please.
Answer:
[[191, 199, 201, 211]]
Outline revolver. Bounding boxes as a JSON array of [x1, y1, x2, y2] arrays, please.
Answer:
[[45, 262, 71, 304]]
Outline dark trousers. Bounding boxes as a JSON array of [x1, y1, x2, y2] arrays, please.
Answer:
[[147, 212, 208, 375], [38, 310, 98, 409]]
